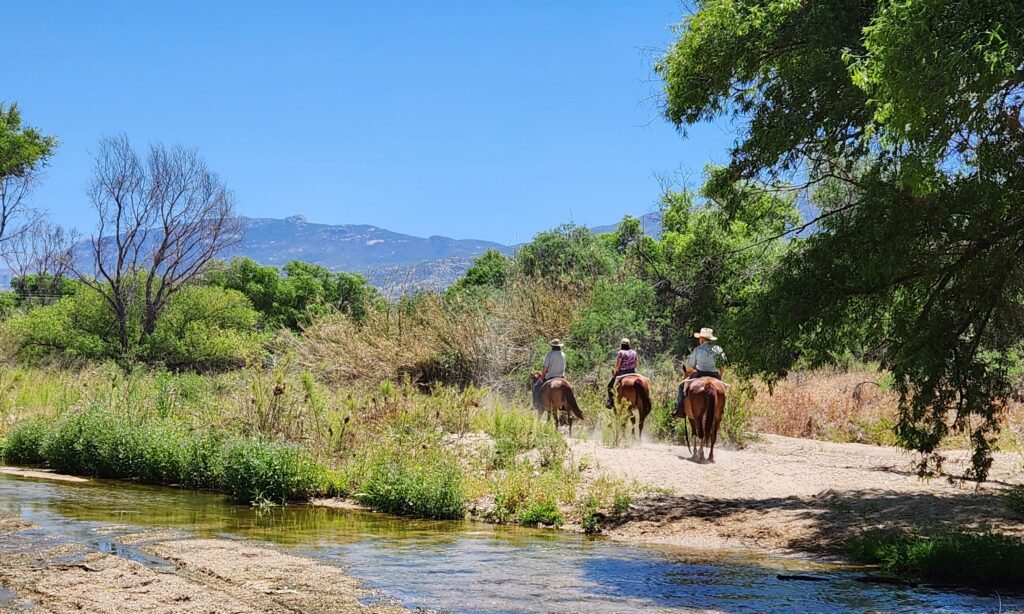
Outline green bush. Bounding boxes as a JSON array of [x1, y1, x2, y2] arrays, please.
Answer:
[[483, 406, 565, 470], [516, 499, 562, 527], [220, 438, 330, 504], [1, 416, 50, 465], [205, 257, 380, 330], [144, 285, 266, 369], [848, 531, 1024, 589], [355, 447, 465, 519], [6, 283, 267, 370]]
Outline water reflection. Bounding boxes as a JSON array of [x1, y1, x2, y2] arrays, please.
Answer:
[[0, 474, 1019, 613]]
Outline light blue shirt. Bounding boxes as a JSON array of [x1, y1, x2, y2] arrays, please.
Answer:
[[543, 350, 566, 379], [685, 343, 725, 372]]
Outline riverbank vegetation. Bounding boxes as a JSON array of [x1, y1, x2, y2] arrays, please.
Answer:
[[848, 531, 1024, 590]]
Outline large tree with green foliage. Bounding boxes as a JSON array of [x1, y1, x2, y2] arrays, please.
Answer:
[[206, 257, 378, 330], [0, 103, 57, 246], [658, 0, 1024, 478]]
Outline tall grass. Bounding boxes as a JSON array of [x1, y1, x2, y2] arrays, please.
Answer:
[[848, 531, 1024, 589], [354, 446, 466, 519], [1, 407, 330, 504], [750, 369, 899, 445]]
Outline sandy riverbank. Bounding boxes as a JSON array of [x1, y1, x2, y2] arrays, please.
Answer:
[[0, 513, 405, 614], [571, 434, 1024, 555]]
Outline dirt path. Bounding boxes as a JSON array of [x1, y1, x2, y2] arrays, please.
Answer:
[[0, 513, 404, 614], [571, 434, 1024, 555]]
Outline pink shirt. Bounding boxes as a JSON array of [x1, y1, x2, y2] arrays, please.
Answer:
[[617, 349, 637, 371]]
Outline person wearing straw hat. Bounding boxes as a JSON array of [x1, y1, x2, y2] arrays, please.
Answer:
[[606, 338, 639, 408], [676, 327, 726, 410], [535, 339, 567, 407]]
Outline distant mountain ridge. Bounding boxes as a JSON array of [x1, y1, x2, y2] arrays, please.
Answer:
[[229, 215, 515, 289], [219, 213, 662, 290], [21, 213, 661, 292]]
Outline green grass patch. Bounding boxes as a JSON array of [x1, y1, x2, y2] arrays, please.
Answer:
[[848, 531, 1024, 589], [1, 416, 50, 465], [355, 446, 466, 519], [0, 406, 331, 505], [479, 405, 566, 469], [220, 438, 330, 504]]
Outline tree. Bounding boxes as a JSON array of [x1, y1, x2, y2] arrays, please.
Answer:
[[0, 103, 57, 250], [516, 224, 617, 281], [3, 220, 78, 305], [74, 136, 242, 354], [449, 249, 510, 295], [206, 257, 378, 330], [658, 0, 1024, 478]]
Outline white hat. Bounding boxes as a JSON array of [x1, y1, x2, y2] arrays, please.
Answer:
[[550, 339, 564, 347], [694, 327, 717, 341]]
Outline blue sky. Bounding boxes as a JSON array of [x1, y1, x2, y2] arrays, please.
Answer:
[[5, 1, 732, 244]]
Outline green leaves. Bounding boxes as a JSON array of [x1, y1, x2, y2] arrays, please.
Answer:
[[659, 0, 1024, 479], [0, 102, 57, 180]]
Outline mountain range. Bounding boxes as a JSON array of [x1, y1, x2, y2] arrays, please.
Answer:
[[13, 212, 660, 292], [225, 212, 661, 289]]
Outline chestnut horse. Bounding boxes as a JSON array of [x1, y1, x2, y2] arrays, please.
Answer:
[[529, 372, 584, 433], [676, 375, 727, 463], [611, 374, 653, 439]]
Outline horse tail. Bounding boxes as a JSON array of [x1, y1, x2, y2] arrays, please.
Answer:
[[635, 379, 652, 415], [564, 385, 584, 420], [703, 389, 716, 442]]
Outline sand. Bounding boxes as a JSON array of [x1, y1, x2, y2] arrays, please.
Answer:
[[571, 434, 1024, 555]]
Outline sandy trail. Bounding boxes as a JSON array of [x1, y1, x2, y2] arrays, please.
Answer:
[[571, 434, 1024, 555], [0, 514, 404, 614]]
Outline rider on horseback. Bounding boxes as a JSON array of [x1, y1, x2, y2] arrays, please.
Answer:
[[606, 338, 638, 408], [534, 339, 566, 408], [675, 327, 726, 411]]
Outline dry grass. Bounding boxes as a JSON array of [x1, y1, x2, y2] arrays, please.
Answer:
[[749, 368, 1024, 450], [290, 277, 585, 389], [749, 368, 900, 445]]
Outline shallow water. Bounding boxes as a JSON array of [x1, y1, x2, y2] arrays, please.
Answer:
[[0, 473, 1019, 613]]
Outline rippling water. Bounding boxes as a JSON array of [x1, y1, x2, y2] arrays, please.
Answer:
[[0, 473, 1018, 613]]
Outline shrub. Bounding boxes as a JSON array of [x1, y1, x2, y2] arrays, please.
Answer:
[[488, 462, 577, 526], [220, 437, 330, 504], [144, 285, 267, 370], [1, 416, 50, 464], [355, 446, 465, 519], [516, 499, 562, 527], [848, 531, 1024, 589], [482, 406, 566, 470], [1004, 485, 1024, 518], [6, 283, 267, 370]]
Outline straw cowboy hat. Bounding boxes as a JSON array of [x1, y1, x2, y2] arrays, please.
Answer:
[[620, 338, 630, 346], [549, 338, 564, 347], [693, 327, 717, 341]]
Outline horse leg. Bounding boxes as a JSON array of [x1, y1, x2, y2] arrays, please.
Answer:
[[708, 398, 725, 463], [637, 406, 649, 439], [687, 417, 701, 460]]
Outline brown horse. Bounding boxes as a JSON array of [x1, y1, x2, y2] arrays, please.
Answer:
[[677, 375, 727, 463], [529, 372, 584, 433], [611, 374, 653, 439]]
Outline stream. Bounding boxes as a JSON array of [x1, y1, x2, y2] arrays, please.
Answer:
[[0, 473, 1018, 613]]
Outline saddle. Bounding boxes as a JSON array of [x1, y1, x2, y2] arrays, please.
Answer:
[[681, 376, 729, 394]]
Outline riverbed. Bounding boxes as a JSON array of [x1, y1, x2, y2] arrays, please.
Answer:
[[0, 472, 1018, 613]]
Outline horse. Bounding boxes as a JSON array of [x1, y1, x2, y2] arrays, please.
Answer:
[[611, 374, 653, 439], [529, 372, 584, 433], [675, 374, 727, 463]]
